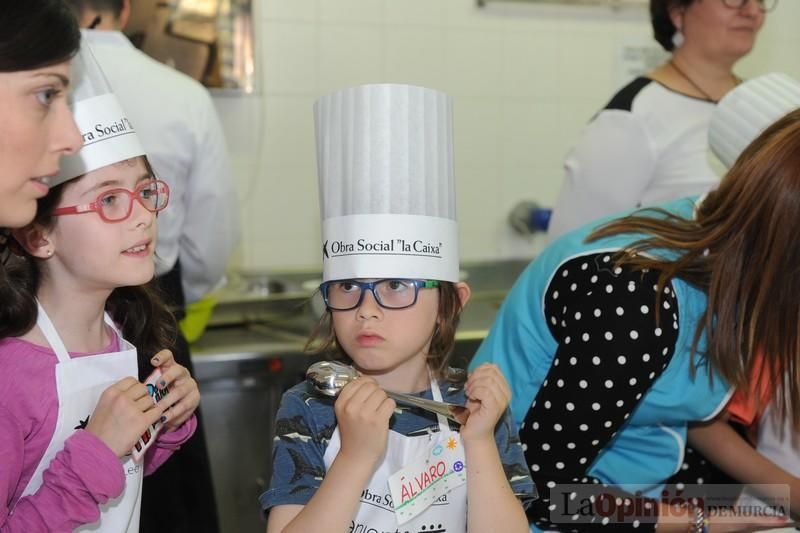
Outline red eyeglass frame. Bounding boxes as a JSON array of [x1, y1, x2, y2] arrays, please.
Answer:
[[51, 180, 170, 223]]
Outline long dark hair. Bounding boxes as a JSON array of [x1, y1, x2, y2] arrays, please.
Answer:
[[0, 158, 177, 380], [307, 281, 466, 383], [587, 108, 800, 429], [650, 0, 695, 52], [0, 0, 81, 72]]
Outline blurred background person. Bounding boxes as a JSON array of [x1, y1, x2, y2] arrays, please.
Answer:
[[546, 0, 771, 241], [65, 1, 242, 532]]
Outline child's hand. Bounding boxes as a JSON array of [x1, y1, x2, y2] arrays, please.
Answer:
[[86, 377, 167, 458], [149, 349, 200, 431], [460, 363, 512, 445], [334, 377, 396, 467]]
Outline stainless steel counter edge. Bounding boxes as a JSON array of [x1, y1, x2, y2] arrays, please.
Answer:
[[190, 329, 489, 363]]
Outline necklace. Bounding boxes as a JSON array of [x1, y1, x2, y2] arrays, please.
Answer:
[[668, 60, 739, 103]]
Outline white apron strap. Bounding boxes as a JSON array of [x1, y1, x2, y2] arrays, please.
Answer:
[[36, 300, 121, 363], [102, 311, 123, 338], [35, 301, 70, 363], [429, 376, 450, 434]]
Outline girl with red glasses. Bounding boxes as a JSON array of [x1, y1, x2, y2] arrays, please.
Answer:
[[0, 44, 200, 532]]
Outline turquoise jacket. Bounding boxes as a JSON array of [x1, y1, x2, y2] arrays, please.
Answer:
[[470, 197, 733, 499]]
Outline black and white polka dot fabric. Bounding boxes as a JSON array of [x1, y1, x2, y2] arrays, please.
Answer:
[[520, 253, 679, 531]]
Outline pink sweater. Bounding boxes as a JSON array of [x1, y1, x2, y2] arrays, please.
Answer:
[[0, 332, 197, 532]]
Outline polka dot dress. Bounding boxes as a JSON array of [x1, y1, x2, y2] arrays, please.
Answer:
[[522, 253, 679, 531]]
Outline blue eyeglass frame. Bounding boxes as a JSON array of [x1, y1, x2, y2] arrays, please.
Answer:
[[319, 278, 440, 311]]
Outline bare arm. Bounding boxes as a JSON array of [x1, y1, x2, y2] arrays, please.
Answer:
[[462, 365, 528, 533], [688, 416, 800, 510], [653, 421, 793, 533], [266, 378, 396, 533], [464, 438, 528, 533], [266, 454, 375, 533], [652, 501, 788, 532]]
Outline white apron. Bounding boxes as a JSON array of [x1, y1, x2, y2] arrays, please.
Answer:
[[323, 379, 468, 533], [19, 303, 143, 532]]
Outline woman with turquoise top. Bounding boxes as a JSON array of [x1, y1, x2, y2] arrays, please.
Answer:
[[471, 109, 800, 532]]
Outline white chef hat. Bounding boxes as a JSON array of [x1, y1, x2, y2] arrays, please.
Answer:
[[709, 72, 800, 169], [53, 31, 145, 187], [314, 84, 458, 282]]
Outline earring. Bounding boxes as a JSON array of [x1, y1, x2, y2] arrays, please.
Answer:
[[672, 29, 685, 49], [46, 249, 53, 257]]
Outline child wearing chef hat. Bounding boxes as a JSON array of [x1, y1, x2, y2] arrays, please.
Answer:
[[0, 36, 200, 531], [261, 84, 536, 533]]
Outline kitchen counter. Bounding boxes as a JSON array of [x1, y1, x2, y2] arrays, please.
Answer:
[[191, 258, 529, 363], [191, 293, 503, 362]]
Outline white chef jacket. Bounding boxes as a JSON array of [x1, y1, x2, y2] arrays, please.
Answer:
[[81, 30, 240, 303], [547, 78, 725, 242]]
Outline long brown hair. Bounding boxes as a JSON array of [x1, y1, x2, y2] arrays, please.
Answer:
[[588, 108, 800, 429], [307, 281, 465, 383]]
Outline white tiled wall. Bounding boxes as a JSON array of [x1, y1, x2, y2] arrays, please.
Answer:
[[214, 0, 800, 273]]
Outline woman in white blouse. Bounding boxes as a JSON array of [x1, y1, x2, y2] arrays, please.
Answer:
[[546, 0, 771, 241]]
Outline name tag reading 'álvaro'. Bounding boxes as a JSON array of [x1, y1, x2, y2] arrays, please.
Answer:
[[388, 431, 467, 524]]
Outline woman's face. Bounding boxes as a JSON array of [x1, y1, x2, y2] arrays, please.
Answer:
[[0, 61, 82, 228], [677, 0, 765, 61]]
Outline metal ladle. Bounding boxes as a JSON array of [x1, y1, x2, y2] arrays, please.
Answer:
[[306, 361, 469, 425]]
